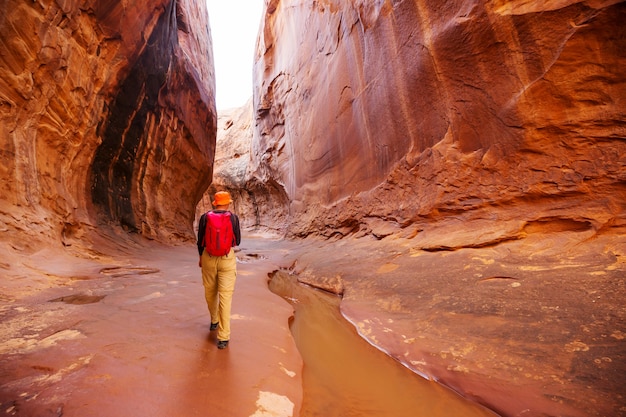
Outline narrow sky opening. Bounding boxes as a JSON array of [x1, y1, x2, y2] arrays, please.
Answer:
[[206, 1, 264, 111]]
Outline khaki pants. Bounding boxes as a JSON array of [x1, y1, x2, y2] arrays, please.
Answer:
[[201, 248, 237, 341]]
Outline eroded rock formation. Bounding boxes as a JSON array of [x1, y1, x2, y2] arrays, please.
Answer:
[[200, 98, 290, 234], [0, 0, 216, 247], [251, 0, 626, 242]]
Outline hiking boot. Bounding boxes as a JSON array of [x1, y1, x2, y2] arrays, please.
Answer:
[[217, 340, 229, 349], [210, 322, 219, 331]]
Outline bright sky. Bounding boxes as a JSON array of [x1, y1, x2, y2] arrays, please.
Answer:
[[206, 1, 265, 110]]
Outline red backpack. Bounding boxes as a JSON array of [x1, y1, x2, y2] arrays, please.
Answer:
[[203, 211, 234, 256]]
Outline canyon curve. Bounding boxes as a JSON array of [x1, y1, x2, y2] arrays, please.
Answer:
[[1, 1, 626, 417]]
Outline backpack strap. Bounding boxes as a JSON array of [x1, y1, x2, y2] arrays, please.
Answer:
[[201, 211, 212, 248]]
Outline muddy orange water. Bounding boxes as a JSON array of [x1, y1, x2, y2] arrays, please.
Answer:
[[269, 270, 498, 417]]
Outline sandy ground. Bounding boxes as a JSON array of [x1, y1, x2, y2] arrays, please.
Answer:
[[1, 229, 625, 417], [0, 233, 302, 417]]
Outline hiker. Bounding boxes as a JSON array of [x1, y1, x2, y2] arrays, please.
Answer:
[[197, 191, 241, 349]]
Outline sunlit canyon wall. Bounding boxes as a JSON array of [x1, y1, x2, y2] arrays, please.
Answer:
[[0, 0, 216, 247], [248, 0, 625, 242]]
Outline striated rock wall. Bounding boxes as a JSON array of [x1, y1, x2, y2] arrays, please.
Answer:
[[247, 2, 626, 415], [251, 0, 626, 241], [199, 99, 290, 235], [0, 0, 216, 247]]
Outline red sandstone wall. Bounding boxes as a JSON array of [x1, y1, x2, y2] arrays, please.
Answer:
[[251, 0, 626, 240], [0, 0, 216, 246], [201, 100, 291, 235]]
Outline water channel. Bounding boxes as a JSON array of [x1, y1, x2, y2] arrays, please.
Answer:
[[268, 270, 499, 417]]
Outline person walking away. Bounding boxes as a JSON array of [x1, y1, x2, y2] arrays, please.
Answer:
[[197, 191, 241, 349]]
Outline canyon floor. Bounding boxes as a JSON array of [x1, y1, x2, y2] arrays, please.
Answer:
[[0, 229, 624, 417]]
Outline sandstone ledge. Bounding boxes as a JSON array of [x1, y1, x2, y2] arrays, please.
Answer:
[[289, 229, 626, 417]]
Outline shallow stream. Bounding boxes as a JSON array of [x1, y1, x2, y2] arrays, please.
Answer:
[[268, 270, 498, 417]]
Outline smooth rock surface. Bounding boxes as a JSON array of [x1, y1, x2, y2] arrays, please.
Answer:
[[250, 0, 626, 239], [288, 229, 626, 417]]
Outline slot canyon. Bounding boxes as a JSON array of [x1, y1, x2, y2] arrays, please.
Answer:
[[1, 1, 625, 417]]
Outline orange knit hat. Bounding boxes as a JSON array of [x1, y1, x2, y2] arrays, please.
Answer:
[[212, 191, 232, 206]]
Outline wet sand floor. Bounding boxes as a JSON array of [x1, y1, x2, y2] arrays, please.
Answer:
[[2, 234, 502, 416], [268, 270, 498, 417], [0, 236, 303, 417], [4, 230, 620, 416]]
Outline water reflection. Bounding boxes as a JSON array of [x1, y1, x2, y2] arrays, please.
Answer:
[[269, 270, 498, 417]]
